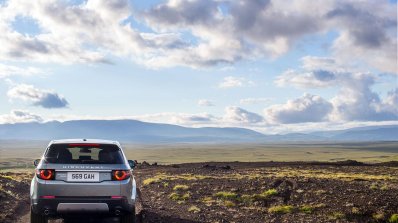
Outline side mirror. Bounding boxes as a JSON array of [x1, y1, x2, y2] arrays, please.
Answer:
[[33, 159, 41, 167], [128, 160, 135, 169]]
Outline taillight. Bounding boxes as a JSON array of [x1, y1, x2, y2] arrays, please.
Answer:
[[36, 169, 55, 180], [112, 170, 130, 181]]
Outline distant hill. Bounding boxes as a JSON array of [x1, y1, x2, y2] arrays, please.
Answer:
[[311, 125, 398, 141], [0, 120, 267, 143], [0, 120, 396, 143]]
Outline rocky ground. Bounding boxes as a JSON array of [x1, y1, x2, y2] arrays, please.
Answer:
[[1, 161, 397, 223]]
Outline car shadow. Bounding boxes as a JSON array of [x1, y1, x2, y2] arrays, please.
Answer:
[[61, 216, 120, 223], [59, 211, 202, 223]]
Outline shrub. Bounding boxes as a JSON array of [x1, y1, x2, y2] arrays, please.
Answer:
[[263, 188, 278, 196], [224, 200, 235, 207], [373, 212, 385, 221], [169, 192, 190, 202], [173, 184, 189, 191], [389, 214, 398, 223], [329, 212, 345, 220], [268, 205, 294, 214], [1, 175, 13, 180], [214, 191, 238, 200], [188, 205, 201, 213], [300, 205, 314, 214], [370, 184, 378, 190], [143, 177, 161, 186]]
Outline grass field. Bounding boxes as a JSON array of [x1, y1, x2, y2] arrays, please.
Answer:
[[1, 141, 397, 169]]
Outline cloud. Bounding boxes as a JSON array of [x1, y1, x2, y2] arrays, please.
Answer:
[[7, 84, 69, 108], [198, 99, 214, 107], [219, 76, 254, 89], [0, 0, 394, 70], [0, 0, 138, 64], [223, 106, 264, 124], [170, 113, 216, 125], [2, 109, 397, 135], [0, 63, 42, 79], [265, 93, 333, 124], [383, 89, 398, 114], [0, 110, 43, 124], [326, 2, 397, 74], [240, 98, 272, 105], [275, 69, 337, 89], [275, 56, 398, 122], [330, 84, 398, 122]]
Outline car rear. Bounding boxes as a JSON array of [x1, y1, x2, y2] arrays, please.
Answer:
[[30, 140, 136, 223]]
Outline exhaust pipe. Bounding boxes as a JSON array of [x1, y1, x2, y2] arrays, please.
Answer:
[[44, 209, 50, 216], [115, 209, 121, 216]]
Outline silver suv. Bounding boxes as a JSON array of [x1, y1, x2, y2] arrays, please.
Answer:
[[30, 139, 136, 223]]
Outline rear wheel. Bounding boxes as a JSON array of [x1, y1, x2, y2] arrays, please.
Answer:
[[30, 210, 47, 223], [120, 207, 135, 223]]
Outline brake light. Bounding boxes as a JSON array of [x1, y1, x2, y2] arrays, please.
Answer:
[[112, 170, 130, 181], [111, 196, 124, 199], [40, 195, 55, 199], [36, 169, 55, 180]]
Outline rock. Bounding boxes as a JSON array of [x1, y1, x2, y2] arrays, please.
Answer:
[[141, 161, 150, 166], [220, 165, 231, 170]]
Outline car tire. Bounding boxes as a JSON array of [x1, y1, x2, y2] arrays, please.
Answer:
[[120, 208, 136, 223], [30, 210, 47, 223]]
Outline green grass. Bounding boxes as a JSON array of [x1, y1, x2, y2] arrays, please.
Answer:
[[188, 205, 201, 213], [1, 142, 398, 169], [214, 191, 238, 200], [173, 184, 189, 191], [268, 205, 294, 214], [223, 200, 235, 207], [389, 214, 398, 223], [299, 205, 314, 214], [329, 212, 345, 220], [373, 212, 385, 221], [169, 192, 190, 202], [263, 188, 278, 196], [247, 188, 278, 202], [1, 175, 14, 180], [370, 184, 378, 190], [143, 177, 162, 185]]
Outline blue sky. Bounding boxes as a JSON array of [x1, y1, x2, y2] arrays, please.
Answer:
[[0, 0, 397, 133]]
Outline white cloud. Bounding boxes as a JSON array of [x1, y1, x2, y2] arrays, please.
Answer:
[[0, 63, 42, 79], [223, 106, 264, 124], [265, 94, 333, 124], [275, 56, 398, 122], [275, 69, 335, 89], [1, 109, 397, 135], [198, 99, 214, 107], [169, 113, 217, 125], [0, 0, 394, 71], [218, 76, 254, 89], [7, 84, 69, 108], [240, 98, 272, 105], [0, 110, 43, 124], [327, 3, 397, 74]]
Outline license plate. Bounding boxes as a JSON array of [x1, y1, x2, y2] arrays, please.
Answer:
[[67, 172, 99, 182]]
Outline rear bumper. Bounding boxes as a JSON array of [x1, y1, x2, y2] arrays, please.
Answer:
[[31, 196, 134, 217]]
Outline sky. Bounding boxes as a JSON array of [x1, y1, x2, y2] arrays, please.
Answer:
[[0, 0, 397, 133]]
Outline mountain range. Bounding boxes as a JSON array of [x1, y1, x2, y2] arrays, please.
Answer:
[[0, 120, 396, 143]]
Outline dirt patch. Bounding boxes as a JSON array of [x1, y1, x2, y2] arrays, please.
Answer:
[[0, 162, 397, 223], [135, 161, 398, 223], [0, 172, 32, 223]]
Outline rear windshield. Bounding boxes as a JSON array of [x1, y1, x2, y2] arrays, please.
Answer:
[[44, 143, 124, 164]]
